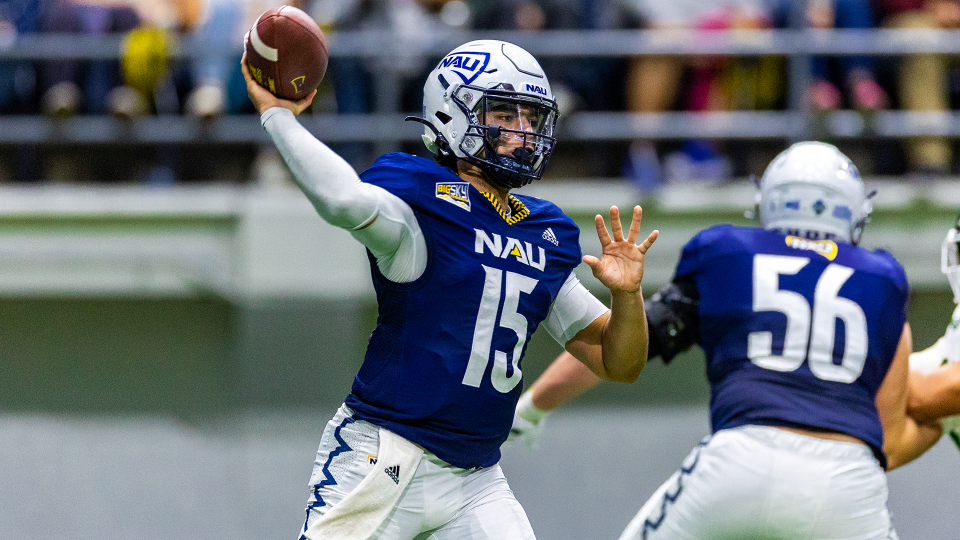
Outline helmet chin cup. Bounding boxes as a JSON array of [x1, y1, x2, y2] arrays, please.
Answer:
[[512, 147, 533, 162], [758, 141, 871, 245]]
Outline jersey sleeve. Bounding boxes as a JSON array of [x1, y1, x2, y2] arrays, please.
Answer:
[[351, 192, 427, 283], [542, 271, 609, 346], [359, 153, 426, 207]]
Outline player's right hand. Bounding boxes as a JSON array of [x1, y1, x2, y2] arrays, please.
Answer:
[[241, 51, 316, 116]]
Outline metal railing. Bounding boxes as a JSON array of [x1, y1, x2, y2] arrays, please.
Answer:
[[5, 28, 960, 60], [1, 28, 960, 145]]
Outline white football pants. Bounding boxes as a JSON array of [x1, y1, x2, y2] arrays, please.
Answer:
[[299, 404, 536, 540], [619, 425, 899, 540]]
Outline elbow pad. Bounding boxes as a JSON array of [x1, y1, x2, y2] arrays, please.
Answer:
[[646, 278, 699, 364]]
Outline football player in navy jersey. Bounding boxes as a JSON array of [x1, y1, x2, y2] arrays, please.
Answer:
[[241, 39, 659, 540], [510, 142, 943, 540]]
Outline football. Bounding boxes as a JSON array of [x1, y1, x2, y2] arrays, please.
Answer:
[[244, 5, 328, 101]]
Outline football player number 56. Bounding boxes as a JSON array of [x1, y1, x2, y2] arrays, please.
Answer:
[[462, 265, 537, 393], [749, 254, 868, 383]]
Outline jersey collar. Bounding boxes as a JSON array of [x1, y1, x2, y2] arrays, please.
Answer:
[[481, 192, 530, 225]]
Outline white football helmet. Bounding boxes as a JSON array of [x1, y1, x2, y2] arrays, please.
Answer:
[[411, 40, 559, 189], [943, 214, 960, 303], [758, 141, 872, 245]]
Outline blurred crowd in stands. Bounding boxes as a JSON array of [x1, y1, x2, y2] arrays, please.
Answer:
[[0, 0, 959, 185]]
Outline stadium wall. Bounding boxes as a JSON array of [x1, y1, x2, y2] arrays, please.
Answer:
[[2, 181, 957, 416]]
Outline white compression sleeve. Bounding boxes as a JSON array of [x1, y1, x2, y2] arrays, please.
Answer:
[[542, 271, 609, 345], [358, 193, 427, 283], [261, 107, 427, 282]]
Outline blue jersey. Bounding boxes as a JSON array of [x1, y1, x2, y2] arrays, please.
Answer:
[[344, 153, 584, 469], [675, 225, 908, 465]]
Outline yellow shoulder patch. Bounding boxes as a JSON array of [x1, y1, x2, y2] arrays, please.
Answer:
[[785, 236, 838, 261]]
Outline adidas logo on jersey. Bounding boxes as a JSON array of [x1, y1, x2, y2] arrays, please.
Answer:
[[384, 465, 400, 485], [436, 182, 471, 211], [542, 228, 558, 246], [475, 229, 546, 271]]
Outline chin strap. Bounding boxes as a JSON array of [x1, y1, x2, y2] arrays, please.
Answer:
[[405, 116, 453, 158]]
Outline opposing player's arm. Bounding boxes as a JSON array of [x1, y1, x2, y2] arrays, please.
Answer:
[[876, 323, 944, 470], [242, 53, 426, 283], [531, 276, 700, 413], [909, 361, 960, 423], [526, 350, 602, 411]]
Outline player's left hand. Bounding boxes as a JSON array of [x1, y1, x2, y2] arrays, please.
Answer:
[[583, 205, 658, 294]]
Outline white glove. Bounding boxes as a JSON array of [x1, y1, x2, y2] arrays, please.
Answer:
[[507, 392, 549, 451]]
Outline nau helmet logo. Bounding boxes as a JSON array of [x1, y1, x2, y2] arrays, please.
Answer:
[[436, 182, 471, 211], [438, 52, 490, 84], [785, 236, 838, 261], [525, 84, 547, 96]]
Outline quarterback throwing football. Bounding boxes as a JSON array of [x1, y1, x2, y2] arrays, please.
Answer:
[[242, 39, 658, 540]]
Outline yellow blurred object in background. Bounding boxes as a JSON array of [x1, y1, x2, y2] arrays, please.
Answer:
[[120, 26, 172, 101]]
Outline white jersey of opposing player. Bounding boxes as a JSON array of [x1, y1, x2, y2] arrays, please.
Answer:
[[909, 303, 960, 446]]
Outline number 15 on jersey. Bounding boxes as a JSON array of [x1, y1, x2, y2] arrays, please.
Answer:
[[462, 265, 538, 393]]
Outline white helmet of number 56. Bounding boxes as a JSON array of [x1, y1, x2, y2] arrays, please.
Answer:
[[412, 40, 560, 190], [759, 141, 873, 245]]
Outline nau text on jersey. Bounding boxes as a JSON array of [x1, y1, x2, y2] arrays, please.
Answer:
[[475, 229, 546, 271], [436, 182, 471, 211], [785, 235, 839, 261]]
